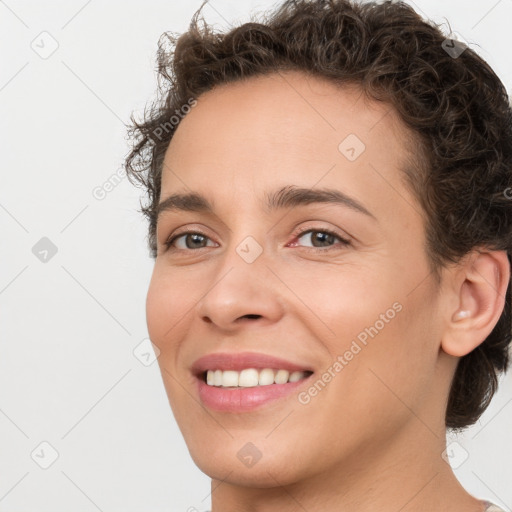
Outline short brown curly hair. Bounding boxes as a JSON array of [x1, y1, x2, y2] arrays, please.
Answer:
[[125, 0, 512, 430]]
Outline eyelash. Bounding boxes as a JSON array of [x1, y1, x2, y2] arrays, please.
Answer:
[[163, 226, 351, 253]]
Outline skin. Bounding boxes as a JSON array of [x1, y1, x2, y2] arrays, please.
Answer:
[[145, 70, 510, 512]]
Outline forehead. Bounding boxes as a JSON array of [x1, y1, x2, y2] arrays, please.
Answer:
[[161, 70, 419, 222]]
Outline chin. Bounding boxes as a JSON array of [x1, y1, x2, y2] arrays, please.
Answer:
[[180, 423, 322, 489], [190, 445, 305, 488]]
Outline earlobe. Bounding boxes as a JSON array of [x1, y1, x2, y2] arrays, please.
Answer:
[[441, 250, 510, 358]]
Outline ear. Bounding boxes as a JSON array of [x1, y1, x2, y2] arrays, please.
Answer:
[[441, 249, 510, 357]]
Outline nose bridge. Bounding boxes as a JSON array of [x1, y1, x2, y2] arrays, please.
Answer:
[[195, 226, 283, 328], [217, 206, 269, 270], [212, 229, 268, 300]]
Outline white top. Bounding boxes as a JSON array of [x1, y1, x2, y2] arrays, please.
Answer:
[[482, 501, 507, 512]]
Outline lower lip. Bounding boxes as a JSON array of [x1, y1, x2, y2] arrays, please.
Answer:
[[197, 375, 312, 412]]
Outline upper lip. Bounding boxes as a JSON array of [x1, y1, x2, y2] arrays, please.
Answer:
[[191, 351, 314, 376]]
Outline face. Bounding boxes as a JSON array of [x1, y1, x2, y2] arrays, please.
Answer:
[[146, 71, 449, 487]]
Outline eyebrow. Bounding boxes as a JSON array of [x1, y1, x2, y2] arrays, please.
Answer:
[[156, 185, 376, 221]]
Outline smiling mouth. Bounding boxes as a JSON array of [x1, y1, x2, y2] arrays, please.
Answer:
[[204, 368, 314, 388]]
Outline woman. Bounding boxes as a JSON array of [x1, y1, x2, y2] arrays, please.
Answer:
[[125, 1, 511, 510]]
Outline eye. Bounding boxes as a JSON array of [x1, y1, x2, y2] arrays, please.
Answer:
[[163, 227, 351, 253], [290, 227, 351, 252], [164, 231, 216, 251]]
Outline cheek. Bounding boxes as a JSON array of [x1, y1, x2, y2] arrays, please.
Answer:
[[336, 288, 439, 414], [146, 280, 169, 342], [145, 267, 192, 349], [307, 262, 439, 405], [146, 270, 194, 407], [285, 262, 399, 342]]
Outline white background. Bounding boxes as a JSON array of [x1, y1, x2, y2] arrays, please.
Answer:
[[1, 1, 511, 511]]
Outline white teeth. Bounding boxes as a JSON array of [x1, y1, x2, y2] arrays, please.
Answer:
[[288, 371, 304, 383], [258, 368, 275, 386], [222, 370, 239, 387], [204, 368, 310, 388], [274, 369, 289, 384], [239, 368, 259, 387]]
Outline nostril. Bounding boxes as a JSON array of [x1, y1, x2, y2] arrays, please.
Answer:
[[241, 314, 261, 320]]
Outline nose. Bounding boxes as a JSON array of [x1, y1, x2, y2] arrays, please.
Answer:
[[195, 248, 286, 331]]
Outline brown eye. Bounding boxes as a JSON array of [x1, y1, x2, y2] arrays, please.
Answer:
[[165, 231, 216, 251], [292, 228, 350, 251]]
